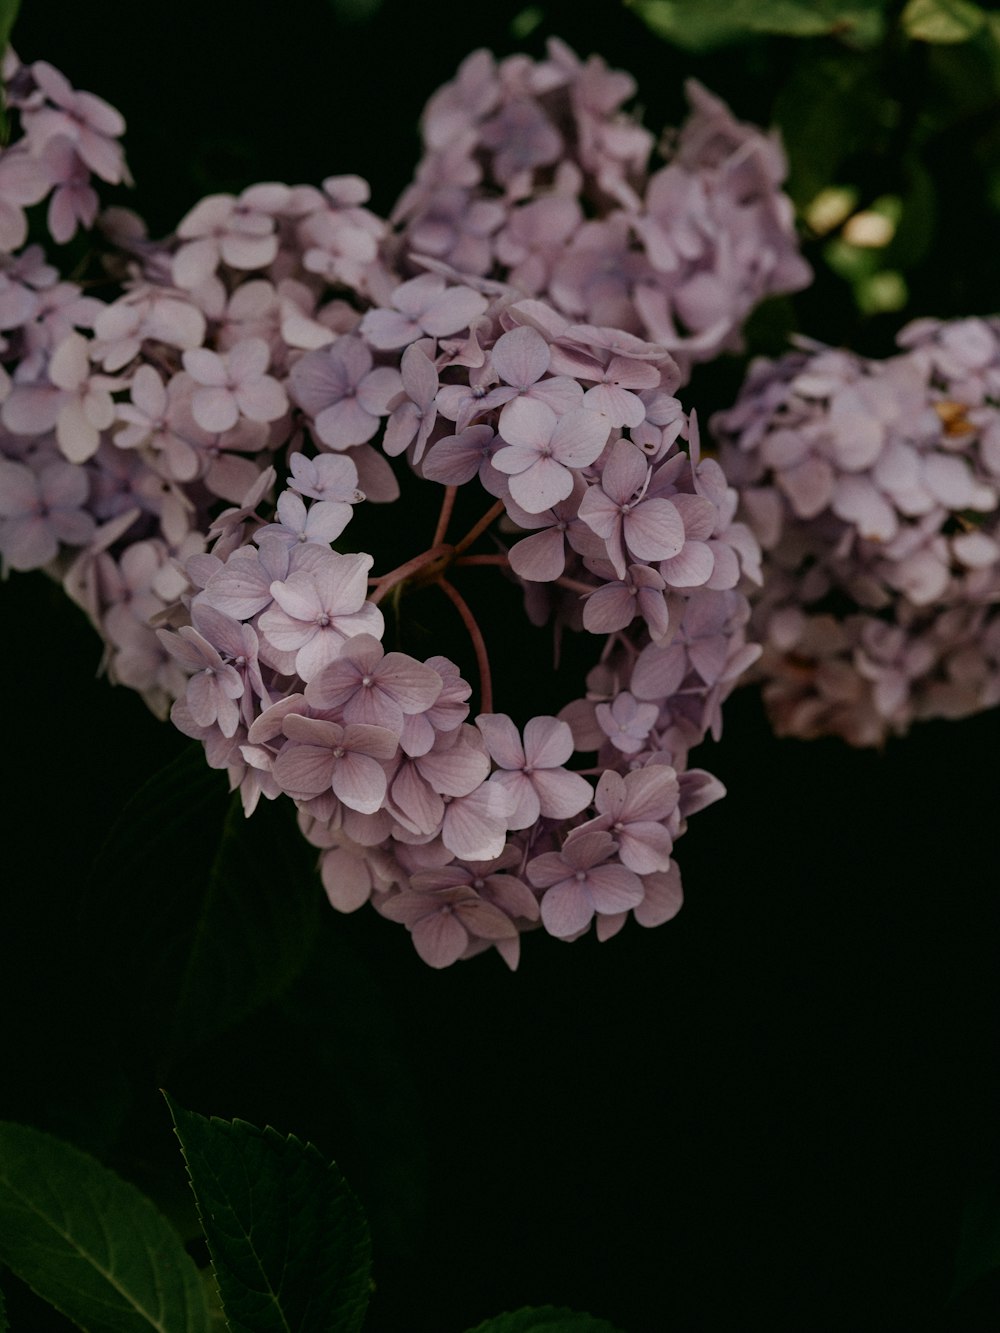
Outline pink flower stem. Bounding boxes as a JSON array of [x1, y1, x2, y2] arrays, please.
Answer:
[[453, 499, 505, 556], [453, 553, 508, 569], [453, 555, 592, 597], [431, 485, 458, 548], [436, 576, 493, 714], [368, 543, 453, 605]]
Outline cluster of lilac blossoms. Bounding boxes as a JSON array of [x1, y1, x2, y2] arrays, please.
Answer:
[[714, 319, 1000, 746], [0, 45, 776, 966], [390, 39, 811, 382]]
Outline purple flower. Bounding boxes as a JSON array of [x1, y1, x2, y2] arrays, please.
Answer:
[[273, 715, 398, 814], [578, 439, 684, 577], [258, 550, 384, 680], [156, 624, 244, 738], [182, 338, 288, 433], [492, 398, 610, 513], [0, 455, 94, 570], [528, 828, 643, 938], [360, 274, 488, 350], [587, 765, 679, 874], [379, 885, 517, 969], [288, 336, 401, 450], [305, 633, 443, 733], [475, 713, 593, 829]]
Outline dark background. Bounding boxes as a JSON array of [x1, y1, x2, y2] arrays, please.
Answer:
[[3, 2, 1000, 1330]]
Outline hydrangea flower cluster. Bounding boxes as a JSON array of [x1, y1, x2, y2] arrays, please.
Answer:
[[0, 45, 776, 966], [713, 318, 1000, 746], [389, 39, 812, 381]]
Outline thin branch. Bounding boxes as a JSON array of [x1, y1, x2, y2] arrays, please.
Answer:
[[437, 577, 493, 715], [368, 543, 452, 605], [431, 485, 458, 549], [453, 499, 505, 556], [453, 553, 509, 569]]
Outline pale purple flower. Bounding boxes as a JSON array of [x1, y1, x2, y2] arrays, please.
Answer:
[[254, 476, 359, 548], [39, 137, 99, 244], [25, 60, 128, 184], [581, 356, 662, 428], [397, 654, 471, 756], [113, 365, 202, 481], [182, 338, 288, 433], [383, 342, 439, 461], [388, 723, 490, 837], [0, 148, 50, 252], [287, 451, 363, 504], [594, 691, 659, 754], [479, 98, 563, 187], [587, 765, 679, 874], [305, 633, 443, 732], [288, 336, 401, 450], [360, 273, 488, 350], [578, 439, 684, 577], [475, 713, 593, 829], [379, 885, 517, 969], [582, 563, 669, 637], [0, 455, 94, 569], [93, 287, 206, 371], [172, 190, 279, 288], [273, 715, 398, 813], [477, 324, 585, 426], [493, 398, 610, 513], [421, 424, 499, 486], [528, 828, 643, 939], [156, 624, 244, 737], [258, 549, 384, 680]]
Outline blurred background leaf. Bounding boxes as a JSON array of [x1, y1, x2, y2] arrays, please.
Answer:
[[80, 746, 324, 1077], [465, 1308, 625, 1333]]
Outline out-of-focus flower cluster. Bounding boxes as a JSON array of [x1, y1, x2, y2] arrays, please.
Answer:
[[389, 40, 812, 382], [714, 318, 1000, 746], [0, 43, 783, 965]]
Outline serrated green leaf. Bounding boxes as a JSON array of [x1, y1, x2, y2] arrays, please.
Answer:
[[464, 1306, 625, 1333], [626, 0, 885, 51], [81, 745, 323, 1071], [0, 1122, 212, 1333], [902, 0, 984, 43], [166, 1098, 372, 1333]]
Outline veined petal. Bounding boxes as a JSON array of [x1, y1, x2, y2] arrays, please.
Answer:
[[331, 751, 388, 814], [539, 879, 594, 938]]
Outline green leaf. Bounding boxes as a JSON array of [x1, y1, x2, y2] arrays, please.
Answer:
[[0, 0, 19, 51], [464, 1307, 625, 1333], [626, 0, 885, 51], [772, 53, 885, 206], [166, 1097, 372, 1333], [0, 1281, 7, 1333], [0, 0, 20, 142], [81, 745, 323, 1070], [0, 1121, 212, 1333], [901, 0, 985, 43]]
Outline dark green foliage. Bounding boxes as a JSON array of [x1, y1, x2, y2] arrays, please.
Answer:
[[465, 1308, 625, 1333], [80, 746, 323, 1074], [166, 1098, 372, 1333], [0, 1122, 211, 1332]]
